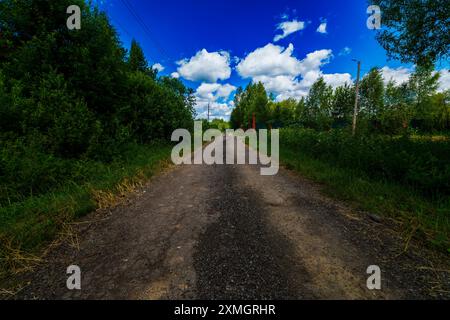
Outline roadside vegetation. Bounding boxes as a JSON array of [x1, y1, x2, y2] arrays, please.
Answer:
[[230, 3, 450, 250], [0, 0, 195, 276], [280, 129, 449, 251]]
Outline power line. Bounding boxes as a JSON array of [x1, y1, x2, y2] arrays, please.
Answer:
[[119, 0, 172, 62], [110, 17, 133, 40]]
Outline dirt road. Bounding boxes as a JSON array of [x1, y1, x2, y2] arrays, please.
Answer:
[[14, 134, 450, 299]]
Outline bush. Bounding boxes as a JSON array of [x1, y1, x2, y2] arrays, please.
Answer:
[[281, 128, 450, 198], [0, 138, 76, 205]]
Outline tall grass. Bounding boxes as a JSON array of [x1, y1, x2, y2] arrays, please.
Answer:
[[280, 128, 450, 251], [0, 142, 172, 277]]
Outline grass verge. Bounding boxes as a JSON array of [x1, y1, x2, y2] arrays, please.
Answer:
[[280, 147, 450, 253], [0, 142, 172, 279]]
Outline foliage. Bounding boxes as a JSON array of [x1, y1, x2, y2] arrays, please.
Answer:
[[231, 66, 449, 134], [281, 128, 450, 198], [359, 68, 384, 121], [0, 0, 195, 201], [230, 82, 269, 128], [371, 0, 450, 65], [0, 0, 195, 266], [279, 136, 450, 250], [128, 39, 148, 73]]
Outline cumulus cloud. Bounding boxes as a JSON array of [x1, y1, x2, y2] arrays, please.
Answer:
[[381, 66, 413, 85], [195, 100, 233, 120], [176, 49, 231, 83], [194, 82, 236, 119], [316, 22, 327, 34], [236, 43, 302, 78], [152, 63, 164, 72], [171, 72, 180, 78], [195, 83, 236, 100], [379, 66, 450, 92], [437, 69, 450, 92], [274, 19, 305, 42], [237, 43, 349, 101], [323, 73, 353, 88], [298, 49, 333, 75]]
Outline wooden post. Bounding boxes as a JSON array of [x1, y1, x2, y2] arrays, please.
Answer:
[[352, 60, 361, 136]]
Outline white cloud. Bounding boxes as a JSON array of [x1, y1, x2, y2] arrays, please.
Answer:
[[378, 66, 450, 92], [274, 20, 305, 42], [237, 43, 351, 101], [171, 72, 180, 78], [216, 83, 237, 98], [177, 49, 231, 83], [381, 66, 412, 85], [298, 49, 333, 75], [437, 69, 450, 92], [236, 43, 302, 78], [194, 82, 236, 119], [152, 63, 164, 72], [195, 101, 233, 120], [339, 46, 352, 56], [323, 73, 353, 88], [195, 83, 236, 101], [195, 83, 221, 100], [316, 22, 327, 34]]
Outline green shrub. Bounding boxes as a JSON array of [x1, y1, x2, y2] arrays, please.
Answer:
[[281, 128, 450, 198]]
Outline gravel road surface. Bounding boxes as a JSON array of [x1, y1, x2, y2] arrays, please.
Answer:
[[11, 134, 450, 299]]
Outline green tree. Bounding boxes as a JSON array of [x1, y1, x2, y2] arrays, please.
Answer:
[[294, 97, 306, 123], [306, 77, 333, 129], [230, 87, 244, 129], [230, 82, 269, 128], [372, 0, 450, 65], [331, 84, 354, 124], [408, 64, 440, 130], [359, 68, 385, 121], [429, 91, 450, 131], [128, 39, 148, 73], [381, 80, 414, 133], [253, 82, 269, 127]]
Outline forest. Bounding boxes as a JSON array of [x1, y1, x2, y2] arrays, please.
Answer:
[[0, 0, 195, 271]]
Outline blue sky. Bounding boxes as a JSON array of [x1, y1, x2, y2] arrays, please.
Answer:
[[95, 0, 450, 119]]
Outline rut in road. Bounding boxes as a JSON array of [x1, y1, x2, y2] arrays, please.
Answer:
[[12, 134, 450, 299], [194, 157, 306, 299]]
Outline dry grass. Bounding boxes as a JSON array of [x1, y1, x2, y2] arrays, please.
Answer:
[[0, 145, 173, 297]]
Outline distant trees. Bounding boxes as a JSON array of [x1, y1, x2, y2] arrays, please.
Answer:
[[305, 77, 333, 129], [360, 68, 384, 121], [230, 69, 450, 134], [230, 82, 269, 129], [331, 84, 354, 124]]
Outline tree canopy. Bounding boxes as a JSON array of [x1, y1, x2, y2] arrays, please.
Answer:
[[372, 0, 450, 65]]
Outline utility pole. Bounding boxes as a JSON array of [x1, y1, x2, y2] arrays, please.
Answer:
[[352, 59, 361, 136], [207, 102, 210, 123]]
